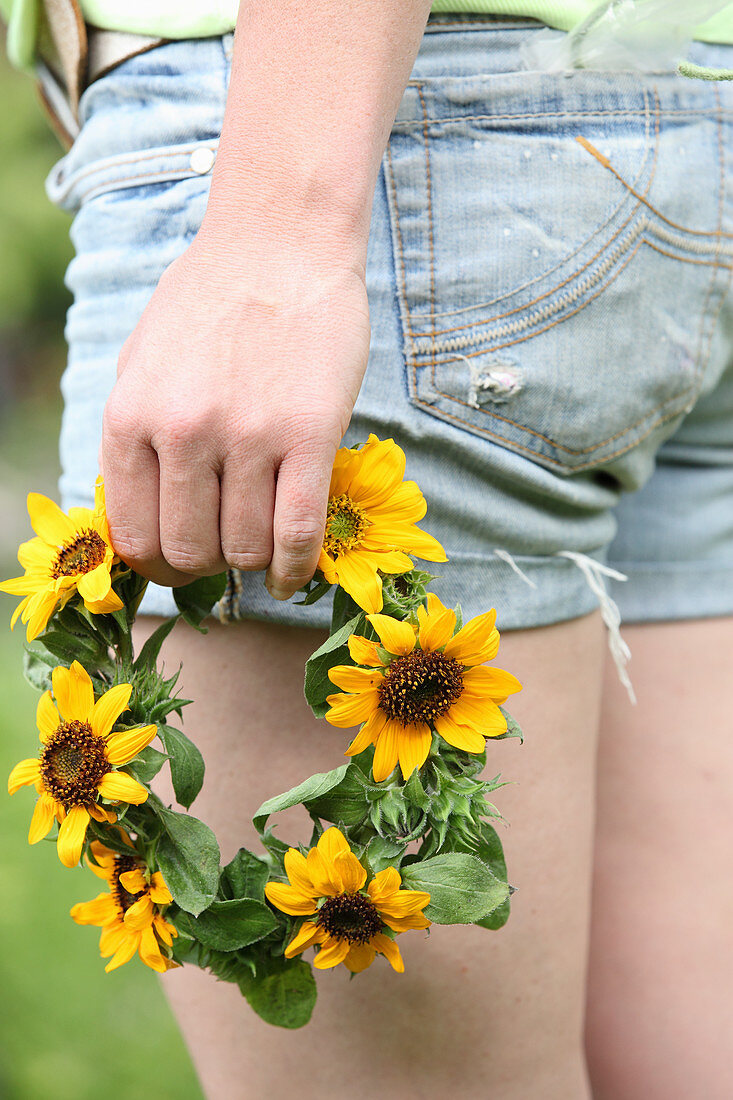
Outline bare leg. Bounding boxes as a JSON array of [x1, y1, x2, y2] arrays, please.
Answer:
[[137, 610, 605, 1100], [586, 617, 733, 1100]]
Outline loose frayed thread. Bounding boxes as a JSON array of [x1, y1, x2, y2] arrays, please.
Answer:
[[493, 548, 636, 705]]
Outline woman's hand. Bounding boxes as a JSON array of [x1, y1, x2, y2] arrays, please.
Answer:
[[101, 235, 370, 598]]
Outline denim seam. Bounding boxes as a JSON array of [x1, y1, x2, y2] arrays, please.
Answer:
[[391, 89, 657, 335], [417, 84, 437, 380], [53, 141, 219, 203]]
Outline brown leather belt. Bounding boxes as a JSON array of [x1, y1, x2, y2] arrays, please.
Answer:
[[36, 0, 166, 148]]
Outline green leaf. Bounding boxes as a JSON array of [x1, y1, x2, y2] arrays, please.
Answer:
[[293, 577, 331, 606], [305, 764, 372, 827], [498, 706, 523, 742], [175, 898, 278, 951], [474, 823, 511, 931], [152, 801, 220, 915], [133, 614, 180, 671], [365, 836, 406, 874], [239, 955, 317, 1029], [157, 725, 205, 810], [127, 745, 168, 784], [22, 645, 55, 691], [173, 574, 227, 632], [404, 770, 431, 813], [330, 586, 362, 634], [220, 848, 270, 901], [401, 853, 509, 925], [253, 764, 350, 835], [35, 629, 102, 665], [303, 612, 365, 719]]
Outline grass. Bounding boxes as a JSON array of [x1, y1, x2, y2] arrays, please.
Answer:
[[0, 388, 203, 1100]]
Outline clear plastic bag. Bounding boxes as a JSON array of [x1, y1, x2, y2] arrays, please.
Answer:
[[521, 0, 733, 73]]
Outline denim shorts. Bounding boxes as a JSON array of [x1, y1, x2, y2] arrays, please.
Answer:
[[45, 17, 733, 668]]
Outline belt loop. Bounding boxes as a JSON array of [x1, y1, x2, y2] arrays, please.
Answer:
[[37, 0, 88, 121]]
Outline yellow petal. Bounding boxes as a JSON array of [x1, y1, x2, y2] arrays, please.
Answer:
[[333, 851, 367, 895], [53, 661, 94, 723], [347, 634, 383, 667], [104, 724, 156, 766], [0, 575, 38, 595], [85, 588, 124, 615], [448, 694, 507, 736], [264, 882, 318, 916], [371, 932, 405, 972], [443, 609, 500, 665], [364, 522, 447, 563], [77, 562, 112, 602], [366, 614, 417, 656], [27, 493, 76, 545], [70, 894, 117, 926], [325, 689, 381, 729], [434, 712, 488, 753], [317, 827, 351, 864], [417, 600, 456, 652], [284, 848, 317, 898], [148, 873, 172, 905], [89, 683, 132, 739], [397, 724, 432, 781], [377, 888, 431, 918], [8, 758, 40, 795], [56, 805, 90, 867], [327, 665, 383, 693], [313, 936, 351, 969], [97, 771, 148, 804], [381, 911, 432, 933], [345, 437, 406, 508], [36, 691, 60, 742], [28, 793, 56, 843], [118, 868, 146, 895], [104, 933, 139, 972], [372, 721, 401, 783], [366, 480, 427, 524], [367, 867, 402, 904], [462, 664, 522, 701], [138, 925, 169, 972], [306, 848, 342, 897], [284, 921, 325, 958], [25, 592, 57, 641], [343, 942, 377, 973], [334, 551, 383, 614], [17, 536, 55, 571], [123, 895, 155, 931], [346, 709, 387, 757]]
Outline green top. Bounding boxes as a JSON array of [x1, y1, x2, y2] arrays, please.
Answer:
[[2, 0, 733, 72]]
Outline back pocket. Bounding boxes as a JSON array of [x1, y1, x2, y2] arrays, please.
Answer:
[[385, 70, 729, 474]]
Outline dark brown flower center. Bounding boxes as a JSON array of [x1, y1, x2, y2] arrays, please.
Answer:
[[316, 892, 383, 945], [51, 529, 107, 578], [111, 854, 142, 917], [378, 649, 464, 726], [322, 494, 370, 558], [39, 720, 109, 807]]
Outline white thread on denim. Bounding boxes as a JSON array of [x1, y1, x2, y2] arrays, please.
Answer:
[[468, 361, 523, 408], [493, 548, 538, 589], [555, 551, 636, 705]]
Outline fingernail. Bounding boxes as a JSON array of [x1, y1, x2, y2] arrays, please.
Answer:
[[267, 584, 290, 601]]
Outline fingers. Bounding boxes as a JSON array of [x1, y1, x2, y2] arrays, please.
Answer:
[[265, 442, 334, 600], [102, 401, 209, 587], [219, 447, 276, 571], [158, 443, 227, 577]]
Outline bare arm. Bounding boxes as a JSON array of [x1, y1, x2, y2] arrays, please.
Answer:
[[102, 0, 433, 597]]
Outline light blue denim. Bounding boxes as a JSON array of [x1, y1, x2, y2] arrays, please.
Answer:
[[45, 17, 733, 644]]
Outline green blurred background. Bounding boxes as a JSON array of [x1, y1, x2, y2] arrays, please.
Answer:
[[0, 33, 202, 1100]]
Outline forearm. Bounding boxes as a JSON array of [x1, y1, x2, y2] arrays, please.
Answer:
[[198, 0, 433, 273]]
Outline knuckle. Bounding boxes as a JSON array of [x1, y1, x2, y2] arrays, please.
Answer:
[[108, 526, 157, 565], [277, 520, 325, 561], [163, 542, 219, 574], [224, 547, 273, 572], [102, 400, 137, 443], [154, 409, 214, 451]]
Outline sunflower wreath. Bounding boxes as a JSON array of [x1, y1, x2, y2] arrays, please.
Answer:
[[1, 435, 523, 1029]]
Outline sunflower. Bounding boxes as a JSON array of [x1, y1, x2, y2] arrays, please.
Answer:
[[326, 593, 522, 782], [8, 661, 156, 867], [71, 836, 179, 973], [264, 827, 430, 973], [317, 435, 446, 614], [0, 476, 124, 641]]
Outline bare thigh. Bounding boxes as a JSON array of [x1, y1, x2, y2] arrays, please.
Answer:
[[137, 610, 605, 1100], [586, 616, 733, 1100]]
